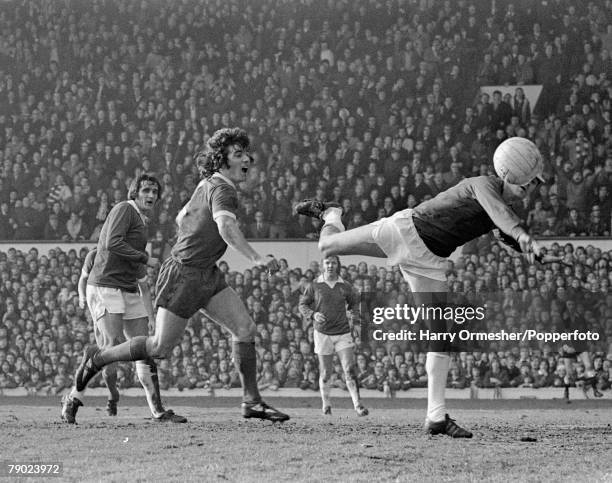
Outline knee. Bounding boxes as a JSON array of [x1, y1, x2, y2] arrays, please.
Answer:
[[320, 370, 330, 383], [344, 365, 357, 382], [102, 335, 122, 350], [149, 337, 171, 359]]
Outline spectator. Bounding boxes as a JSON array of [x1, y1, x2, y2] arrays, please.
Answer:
[[247, 211, 271, 239]]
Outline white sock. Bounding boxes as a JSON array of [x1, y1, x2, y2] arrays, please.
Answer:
[[346, 378, 360, 408], [136, 361, 164, 418], [322, 207, 345, 232], [69, 388, 85, 401], [319, 376, 331, 408], [426, 352, 450, 422]]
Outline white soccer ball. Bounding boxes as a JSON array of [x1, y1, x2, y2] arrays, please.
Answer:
[[493, 137, 543, 185]]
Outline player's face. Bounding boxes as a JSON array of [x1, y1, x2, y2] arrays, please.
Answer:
[[322, 257, 339, 279], [134, 180, 159, 214], [226, 144, 253, 181], [504, 177, 541, 200]]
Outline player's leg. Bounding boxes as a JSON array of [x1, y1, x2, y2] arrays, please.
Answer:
[[92, 309, 120, 414], [124, 316, 169, 419], [319, 223, 388, 258], [561, 353, 574, 401], [204, 287, 289, 421], [337, 343, 368, 416], [62, 309, 123, 424], [95, 309, 188, 364], [403, 271, 472, 438], [70, 308, 188, 399], [313, 330, 334, 413], [578, 352, 603, 398], [96, 312, 124, 415], [296, 200, 387, 258], [317, 353, 333, 414], [71, 309, 123, 402]]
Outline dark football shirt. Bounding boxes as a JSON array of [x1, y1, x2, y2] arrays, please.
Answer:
[[298, 276, 360, 336], [88, 201, 148, 292], [171, 173, 239, 268], [412, 176, 524, 257]]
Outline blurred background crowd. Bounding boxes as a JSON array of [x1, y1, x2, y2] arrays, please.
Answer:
[[0, 0, 611, 395], [0, 241, 610, 394], [0, 0, 611, 242]]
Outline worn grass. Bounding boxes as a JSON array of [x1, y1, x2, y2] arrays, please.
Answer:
[[1, 397, 611, 482]]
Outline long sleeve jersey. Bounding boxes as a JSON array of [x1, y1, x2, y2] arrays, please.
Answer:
[[412, 176, 525, 257], [299, 276, 360, 335], [88, 201, 148, 292]]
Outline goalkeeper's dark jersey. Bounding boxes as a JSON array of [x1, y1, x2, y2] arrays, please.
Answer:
[[412, 176, 524, 257]]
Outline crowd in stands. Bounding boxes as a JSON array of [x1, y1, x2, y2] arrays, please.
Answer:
[[0, 0, 611, 243], [1, 240, 611, 395]]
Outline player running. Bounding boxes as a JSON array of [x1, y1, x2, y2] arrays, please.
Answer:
[[299, 255, 368, 417], [62, 174, 186, 424], [69, 128, 289, 422], [296, 137, 545, 438]]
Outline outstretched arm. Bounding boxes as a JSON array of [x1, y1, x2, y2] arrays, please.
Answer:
[[472, 179, 541, 257], [216, 214, 278, 270]]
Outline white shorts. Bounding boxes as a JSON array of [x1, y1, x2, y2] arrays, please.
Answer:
[[314, 330, 354, 356], [86, 285, 147, 321], [371, 209, 449, 282]]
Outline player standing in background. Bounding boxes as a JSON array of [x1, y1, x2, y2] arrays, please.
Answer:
[[560, 298, 603, 400], [62, 174, 186, 424], [70, 128, 289, 422], [297, 137, 545, 438], [299, 255, 368, 417]]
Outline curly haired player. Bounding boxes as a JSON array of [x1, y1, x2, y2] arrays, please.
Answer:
[[296, 138, 545, 438], [69, 128, 289, 422]]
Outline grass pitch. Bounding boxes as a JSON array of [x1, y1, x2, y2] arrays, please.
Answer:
[[1, 397, 611, 482]]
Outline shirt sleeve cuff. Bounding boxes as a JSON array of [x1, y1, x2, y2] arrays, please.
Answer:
[[213, 210, 237, 222]]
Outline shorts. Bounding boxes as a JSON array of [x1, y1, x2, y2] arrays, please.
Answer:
[[314, 330, 354, 356], [86, 285, 147, 321], [371, 209, 448, 282], [155, 257, 228, 319]]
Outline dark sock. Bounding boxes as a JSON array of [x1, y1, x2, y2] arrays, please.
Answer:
[[94, 336, 149, 366], [102, 363, 119, 401], [233, 342, 260, 404]]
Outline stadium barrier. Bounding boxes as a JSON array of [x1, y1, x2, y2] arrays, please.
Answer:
[[1, 387, 607, 400], [1, 238, 611, 271]]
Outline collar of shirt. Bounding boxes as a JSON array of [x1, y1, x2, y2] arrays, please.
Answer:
[[127, 200, 148, 224], [316, 274, 346, 288], [212, 172, 236, 190]]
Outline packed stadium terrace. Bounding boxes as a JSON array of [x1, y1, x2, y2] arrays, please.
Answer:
[[0, 0, 611, 241], [0, 242, 611, 393], [0, 0, 611, 393]]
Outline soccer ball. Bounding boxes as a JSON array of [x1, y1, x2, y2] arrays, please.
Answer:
[[493, 137, 543, 185]]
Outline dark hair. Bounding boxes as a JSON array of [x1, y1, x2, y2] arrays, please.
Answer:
[[128, 174, 162, 201], [196, 128, 250, 178]]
